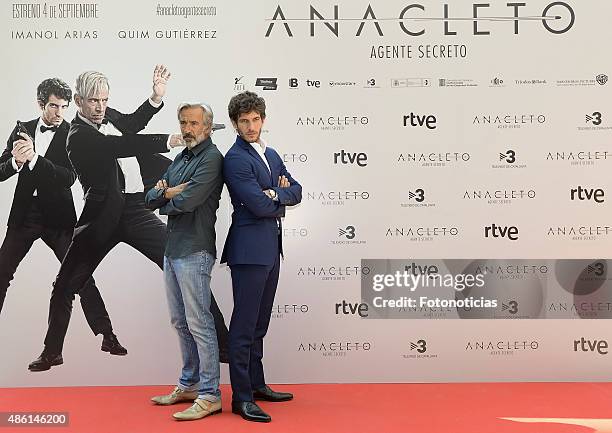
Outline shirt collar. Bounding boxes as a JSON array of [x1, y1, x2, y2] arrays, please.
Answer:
[[251, 138, 267, 154], [37, 118, 64, 135], [77, 112, 107, 130], [36, 118, 47, 132], [184, 136, 213, 157]]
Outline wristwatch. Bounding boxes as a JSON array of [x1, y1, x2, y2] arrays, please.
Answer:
[[269, 189, 277, 199]]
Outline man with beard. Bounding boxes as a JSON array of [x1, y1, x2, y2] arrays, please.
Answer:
[[222, 91, 302, 422], [28, 66, 229, 371], [147, 103, 224, 421]]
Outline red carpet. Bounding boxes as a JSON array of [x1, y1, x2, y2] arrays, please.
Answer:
[[2, 383, 612, 433]]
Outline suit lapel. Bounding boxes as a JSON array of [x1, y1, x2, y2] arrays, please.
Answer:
[[45, 120, 69, 159], [265, 148, 278, 187], [72, 113, 101, 132], [104, 107, 125, 133], [247, 146, 271, 179], [24, 119, 38, 151], [72, 113, 87, 127], [236, 136, 273, 184]]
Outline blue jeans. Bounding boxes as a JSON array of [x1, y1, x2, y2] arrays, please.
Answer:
[[164, 250, 220, 402]]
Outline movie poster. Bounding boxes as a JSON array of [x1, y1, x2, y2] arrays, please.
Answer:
[[2, 0, 612, 387]]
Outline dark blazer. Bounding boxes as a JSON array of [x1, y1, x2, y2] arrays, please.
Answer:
[[221, 136, 301, 266], [0, 119, 77, 229], [67, 100, 171, 245]]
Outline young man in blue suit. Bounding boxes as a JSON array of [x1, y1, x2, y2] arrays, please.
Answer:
[[222, 91, 302, 423]]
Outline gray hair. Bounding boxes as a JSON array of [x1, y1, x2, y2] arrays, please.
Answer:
[[74, 71, 109, 99], [177, 102, 225, 131], [177, 103, 213, 125]]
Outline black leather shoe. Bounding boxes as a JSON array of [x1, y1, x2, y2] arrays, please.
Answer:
[[231, 401, 271, 423], [253, 385, 293, 402], [101, 333, 127, 356], [28, 351, 63, 372]]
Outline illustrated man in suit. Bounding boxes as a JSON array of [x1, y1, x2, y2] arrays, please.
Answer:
[[28, 66, 229, 371], [0, 78, 125, 356], [222, 91, 302, 422]]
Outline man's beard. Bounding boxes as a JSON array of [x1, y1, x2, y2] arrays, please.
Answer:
[[240, 130, 260, 143], [183, 135, 197, 148]]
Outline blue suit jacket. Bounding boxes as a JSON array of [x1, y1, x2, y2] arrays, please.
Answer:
[[221, 136, 302, 266]]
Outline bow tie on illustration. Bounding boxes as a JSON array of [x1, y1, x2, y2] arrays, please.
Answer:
[[40, 125, 58, 133], [95, 119, 109, 130]]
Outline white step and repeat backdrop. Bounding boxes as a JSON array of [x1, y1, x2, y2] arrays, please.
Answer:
[[1, 0, 611, 387]]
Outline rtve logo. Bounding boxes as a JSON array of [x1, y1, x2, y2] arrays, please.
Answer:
[[574, 337, 608, 355], [404, 262, 439, 275], [335, 300, 369, 317], [403, 113, 437, 129], [410, 340, 427, 353], [570, 186, 605, 203], [484, 224, 519, 241], [333, 150, 368, 167]]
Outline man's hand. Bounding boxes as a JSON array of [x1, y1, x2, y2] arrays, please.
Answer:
[[279, 175, 290, 188], [168, 133, 185, 148], [164, 182, 189, 199], [12, 133, 34, 166], [154, 179, 168, 190], [151, 64, 171, 104]]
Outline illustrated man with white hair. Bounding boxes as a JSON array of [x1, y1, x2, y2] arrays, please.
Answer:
[[146, 103, 224, 421], [0, 78, 125, 357], [29, 66, 229, 371]]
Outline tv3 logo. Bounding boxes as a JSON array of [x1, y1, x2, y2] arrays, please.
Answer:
[[410, 340, 427, 353], [499, 150, 516, 163], [587, 262, 605, 277], [338, 226, 356, 239], [502, 300, 518, 314], [586, 112, 602, 126], [408, 189, 425, 202]]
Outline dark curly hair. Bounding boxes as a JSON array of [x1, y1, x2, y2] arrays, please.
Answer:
[[228, 91, 266, 122], [37, 78, 72, 105]]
